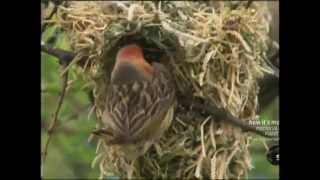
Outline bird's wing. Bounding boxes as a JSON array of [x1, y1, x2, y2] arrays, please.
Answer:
[[129, 63, 175, 140], [102, 63, 175, 144]]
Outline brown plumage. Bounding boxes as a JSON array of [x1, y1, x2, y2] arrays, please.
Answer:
[[95, 44, 175, 158]]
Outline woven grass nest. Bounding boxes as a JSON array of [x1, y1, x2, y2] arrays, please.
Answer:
[[55, 1, 277, 179]]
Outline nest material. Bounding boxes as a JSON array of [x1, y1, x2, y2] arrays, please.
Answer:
[[56, 1, 277, 179]]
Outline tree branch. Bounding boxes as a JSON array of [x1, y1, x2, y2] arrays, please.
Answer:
[[258, 50, 279, 112], [177, 94, 275, 138], [41, 44, 75, 65]]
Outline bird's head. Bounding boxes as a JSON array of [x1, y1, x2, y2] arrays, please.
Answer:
[[111, 44, 155, 84]]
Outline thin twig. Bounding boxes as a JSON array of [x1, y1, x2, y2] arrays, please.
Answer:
[[41, 43, 74, 166], [41, 0, 63, 34], [42, 119, 75, 135], [42, 6, 57, 34], [42, 65, 69, 165], [41, 40, 75, 167], [41, 105, 91, 135], [41, 42, 75, 167]]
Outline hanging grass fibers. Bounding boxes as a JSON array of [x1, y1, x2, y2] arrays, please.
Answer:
[[55, 1, 277, 179]]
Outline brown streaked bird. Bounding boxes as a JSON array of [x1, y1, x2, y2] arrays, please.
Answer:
[[94, 44, 176, 160]]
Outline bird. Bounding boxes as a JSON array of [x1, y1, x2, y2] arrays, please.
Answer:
[[93, 44, 176, 160]]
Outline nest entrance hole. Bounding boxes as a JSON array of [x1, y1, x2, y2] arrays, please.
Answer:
[[101, 26, 185, 73]]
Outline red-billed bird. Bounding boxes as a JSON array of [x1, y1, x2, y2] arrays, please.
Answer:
[[94, 44, 176, 160]]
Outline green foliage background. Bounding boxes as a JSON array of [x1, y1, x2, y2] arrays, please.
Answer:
[[41, 26, 278, 179]]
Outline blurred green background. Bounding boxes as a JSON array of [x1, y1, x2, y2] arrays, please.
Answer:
[[41, 15, 279, 180]]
